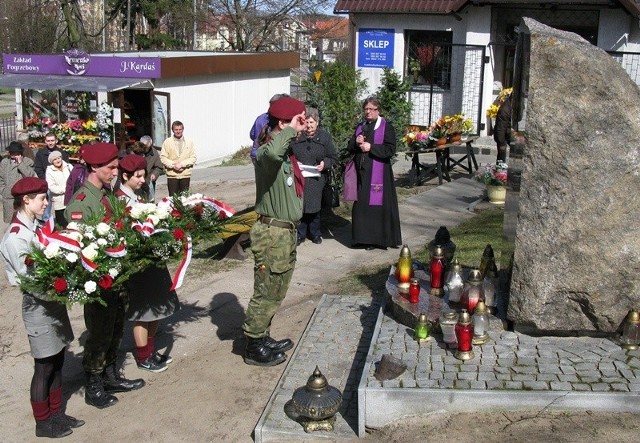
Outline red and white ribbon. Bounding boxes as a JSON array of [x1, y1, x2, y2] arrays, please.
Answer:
[[36, 218, 82, 252], [169, 236, 192, 291], [81, 254, 99, 272], [184, 197, 236, 218]]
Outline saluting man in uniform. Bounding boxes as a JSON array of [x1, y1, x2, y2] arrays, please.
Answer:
[[242, 97, 307, 366], [64, 143, 145, 409]]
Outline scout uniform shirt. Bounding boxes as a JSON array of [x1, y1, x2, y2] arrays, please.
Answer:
[[64, 181, 110, 223]]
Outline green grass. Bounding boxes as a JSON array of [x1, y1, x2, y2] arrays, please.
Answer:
[[335, 206, 512, 296], [219, 145, 252, 166]]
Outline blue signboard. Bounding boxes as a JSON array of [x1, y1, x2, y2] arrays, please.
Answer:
[[357, 28, 394, 68]]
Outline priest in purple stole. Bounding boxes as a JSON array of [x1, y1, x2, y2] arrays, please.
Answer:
[[347, 97, 402, 250]]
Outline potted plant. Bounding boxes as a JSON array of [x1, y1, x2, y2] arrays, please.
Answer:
[[409, 58, 421, 82], [475, 161, 508, 204]]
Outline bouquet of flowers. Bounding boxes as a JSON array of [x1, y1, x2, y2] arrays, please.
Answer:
[[475, 161, 508, 186], [403, 126, 430, 150], [20, 220, 128, 306], [20, 193, 240, 306], [486, 87, 513, 119]]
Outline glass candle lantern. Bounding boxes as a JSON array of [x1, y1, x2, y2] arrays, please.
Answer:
[[472, 301, 490, 345], [439, 309, 458, 346], [445, 259, 464, 303], [429, 246, 445, 297], [482, 263, 497, 314], [396, 244, 413, 283], [621, 309, 640, 350], [454, 309, 475, 361], [461, 268, 484, 312], [415, 313, 430, 342], [409, 278, 420, 303], [478, 244, 495, 278]]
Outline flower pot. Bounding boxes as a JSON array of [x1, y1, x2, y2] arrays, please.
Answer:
[[448, 133, 462, 143], [436, 137, 447, 146], [486, 185, 506, 204]]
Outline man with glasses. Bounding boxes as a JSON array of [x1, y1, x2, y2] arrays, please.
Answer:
[[347, 96, 402, 250]]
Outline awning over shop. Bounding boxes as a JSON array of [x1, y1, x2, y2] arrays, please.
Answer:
[[0, 74, 154, 92]]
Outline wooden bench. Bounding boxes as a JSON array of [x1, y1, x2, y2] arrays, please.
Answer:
[[217, 207, 256, 260]]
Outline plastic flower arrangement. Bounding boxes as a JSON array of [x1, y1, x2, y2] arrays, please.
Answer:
[[19, 220, 128, 306], [403, 126, 430, 149], [475, 161, 508, 186], [96, 101, 114, 142], [428, 117, 448, 139]]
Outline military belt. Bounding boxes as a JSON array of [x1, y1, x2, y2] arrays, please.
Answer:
[[257, 215, 299, 230]]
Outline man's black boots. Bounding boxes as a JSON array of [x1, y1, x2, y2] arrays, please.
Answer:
[[85, 373, 118, 409], [263, 336, 294, 353], [102, 364, 145, 393], [244, 337, 287, 366]]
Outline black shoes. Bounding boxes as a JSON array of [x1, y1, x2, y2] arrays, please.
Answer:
[[102, 364, 145, 393], [297, 237, 305, 246], [52, 410, 85, 429], [35, 416, 72, 438], [137, 357, 167, 373], [152, 351, 173, 365], [263, 336, 294, 353], [244, 337, 287, 366], [85, 373, 118, 409], [312, 236, 322, 244]]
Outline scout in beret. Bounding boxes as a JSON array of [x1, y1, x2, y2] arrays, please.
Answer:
[[81, 142, 119, 166], [0, 175, 81, 438], [118, 154, 147, 175], [241, 96, 307, 366]]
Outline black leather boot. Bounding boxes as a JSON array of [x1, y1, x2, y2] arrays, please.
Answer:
[[35, 416, 73, 438], [85, 373, 118, 409], [244, 337, 287, 366], [263, 336, 294, 353], [102, 364, 145, 393], [52, 409, 85, 428]]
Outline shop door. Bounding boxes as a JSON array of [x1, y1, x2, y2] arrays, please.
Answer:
[[151, 92, 170, 148]]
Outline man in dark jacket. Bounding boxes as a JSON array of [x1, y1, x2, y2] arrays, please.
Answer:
[[34, 133, 69, 179], [493, 94, 512, 163]]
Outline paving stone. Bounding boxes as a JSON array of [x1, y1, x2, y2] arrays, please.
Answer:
[[571, 383, 592, 391], [523, 381, 549, 390], [550, 381, 572, 390], [513, 374, 536, 382], [536, 373, 559, 382], [591, 383, 612, 391], [486, 380, 505, 390], [558, 374, 579, 382], [610, 383, 629, 392], [504, 381, 524, 390], [454, 380, 472, 389]]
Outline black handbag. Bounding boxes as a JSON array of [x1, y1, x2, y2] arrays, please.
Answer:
[[322, 168, 340, 208]]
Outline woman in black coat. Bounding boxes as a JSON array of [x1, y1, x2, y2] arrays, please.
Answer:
[[494, 93, 512, 163], [290, 107, 338, 245]]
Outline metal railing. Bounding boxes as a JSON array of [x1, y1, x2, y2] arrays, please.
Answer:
[[0, 116, 16, 148]]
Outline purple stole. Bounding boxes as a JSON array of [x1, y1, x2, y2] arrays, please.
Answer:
[[355, 118, 386, 206]]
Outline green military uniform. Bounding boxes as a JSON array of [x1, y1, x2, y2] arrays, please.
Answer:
[[65, 182, 127, 374], [242, 126, 303, 338]]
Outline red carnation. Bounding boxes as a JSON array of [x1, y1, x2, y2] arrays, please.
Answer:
[[218, 211, 228, 220], [193, 204, 204, 216], [98, 274, 113, 290], [186, 222, 195, 230], [53, 278, 68, 293], [173, 228, 185, 241], [114, 219, 125, 230], [24, 255, 34, 267], [171, 209, 182, 220]]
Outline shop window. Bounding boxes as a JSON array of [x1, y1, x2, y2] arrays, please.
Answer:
[[406, 30, 453, 90]]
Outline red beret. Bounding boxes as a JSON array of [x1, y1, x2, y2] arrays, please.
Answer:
[[11, 177, 48, 197], [268, 97, 305, 121], [119, 154, 147, 174], [82, 142, 119, 166]]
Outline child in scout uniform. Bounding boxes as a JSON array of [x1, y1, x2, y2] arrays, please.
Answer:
[[242, 96, 307, 366], [116, 155, 179, 373], [0, 177, 84, 438], [64, 143, 145, 409]]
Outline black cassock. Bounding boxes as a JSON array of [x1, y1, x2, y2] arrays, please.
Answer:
[[347, 118, 402, 248]]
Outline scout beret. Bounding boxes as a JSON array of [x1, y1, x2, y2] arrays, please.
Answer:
[[48, 150, 62, 164], [82, 142, 119, 166], [119, 154, 147, 174], [268, 97, 305, 121], [11, 177, 48, 197], [6, 141, 24, 153]]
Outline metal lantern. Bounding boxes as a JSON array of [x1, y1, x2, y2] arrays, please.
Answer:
[[284, 366, 343, 432], [472, 301, 490, 345], [621, 310, 640, 350], [483, 263, 498, 314], [396, 244, 413, 284]]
